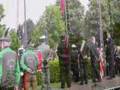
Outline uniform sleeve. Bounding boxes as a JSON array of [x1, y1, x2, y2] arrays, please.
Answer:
[[20, 54, 29, 71], [34, 53, 39, 70], [15, 60, 21, 85]]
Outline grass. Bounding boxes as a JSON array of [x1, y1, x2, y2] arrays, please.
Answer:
[[51, 82, 60, 88]]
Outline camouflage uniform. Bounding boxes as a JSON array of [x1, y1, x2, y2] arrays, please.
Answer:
[[57, 37, 71, 88], [38, 43, 51, 90], [70, 45, 79, 82]]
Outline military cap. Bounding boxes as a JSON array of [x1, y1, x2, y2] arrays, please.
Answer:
[[71, 44, 76, 48]]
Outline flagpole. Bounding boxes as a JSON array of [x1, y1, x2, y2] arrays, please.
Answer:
[[60, 0, 69, 47], [96, 0, 103, 48], [23, 0, 28, 48], [108, 0, 113, 35], [16, 0, 19, 30], [65, 0, 69, 35]]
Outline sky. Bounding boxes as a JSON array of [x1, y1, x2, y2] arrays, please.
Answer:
[[0, 0, 89, 29]]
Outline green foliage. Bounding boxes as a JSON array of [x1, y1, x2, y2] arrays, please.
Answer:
[[66, 0, 85, 45], [49, 58, 60, 83], [0, 4, 4, 19], [0, 4, 5, 37], [84, 0, 110, 39], [36, 59, 60, 84], [46, 5, 65, 48], [10, 31, 20, 51], [31, 5, 65, 48], [86, 59, 92, 79], [36, 72, 42, 85], [0, 25, 5, 37], [112, 0, 120, 45], [67, 0, 84, 34]]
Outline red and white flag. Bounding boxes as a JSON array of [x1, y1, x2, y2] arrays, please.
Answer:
[[98, 48, 105, 80]]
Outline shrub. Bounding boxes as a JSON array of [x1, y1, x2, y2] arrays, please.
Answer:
[[37, 58, 60, 85], [49, 58, 60, 83], [37, 58, 93, 84]]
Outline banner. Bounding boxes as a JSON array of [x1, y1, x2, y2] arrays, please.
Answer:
[[60, 0, 65, 16]]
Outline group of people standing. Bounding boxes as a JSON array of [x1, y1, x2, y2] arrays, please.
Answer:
[[0, 32, 119, 90], [57, 33, 120, 89], [0, 37, 51, 90]]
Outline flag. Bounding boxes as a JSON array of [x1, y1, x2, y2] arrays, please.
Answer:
[[98, 48, 105, 80], [35, 51, 43, 72], [64, 34, 69, 48], [60, 0, 65, 16]]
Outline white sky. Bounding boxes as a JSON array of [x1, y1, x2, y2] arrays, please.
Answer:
[[0, 0, 89, 29]]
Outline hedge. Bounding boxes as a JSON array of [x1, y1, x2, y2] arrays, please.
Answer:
[[49, 58, 60, 83], [37, 58, 93, 85], [37, 58, 60, 85]]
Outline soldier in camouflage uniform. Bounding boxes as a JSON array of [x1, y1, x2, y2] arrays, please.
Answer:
[[106, 33, 115, 79], [88, 37, 100, 82], [78, 40, 88, 85], [70, 44, 79, 82], [38, 42, 51, 90], [57, 35, 71, 89], [18, 47, 25, 90]]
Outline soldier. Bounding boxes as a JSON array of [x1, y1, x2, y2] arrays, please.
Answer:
[[20, 45, 38, 90], [88, 36, 100, 82], [57, 34, 71, 89], [0, 37, 20, 90], [38, 36, 51, 90], [78, 40, 88, 85], [106, 33, 115, 79], [18, 47, 25, 90], [70, 44, 79, 82], [114, 46, 120, 75]]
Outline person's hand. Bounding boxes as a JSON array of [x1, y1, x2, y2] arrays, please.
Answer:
[[37, 69, 42, 73], [20, 72, 24, 76], [27, 68, 33, 73], [14, 86, 19, 90]]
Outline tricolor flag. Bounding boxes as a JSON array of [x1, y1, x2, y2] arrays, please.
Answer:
[[60, 0, 65, 16]]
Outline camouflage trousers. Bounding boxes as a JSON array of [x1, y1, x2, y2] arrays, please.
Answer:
[[41, 66, 51, 90], [0, 87, 14, 90], [59, 61, 71, 88]]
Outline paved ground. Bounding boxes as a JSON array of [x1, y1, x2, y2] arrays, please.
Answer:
[[52, 76, 120, 90]]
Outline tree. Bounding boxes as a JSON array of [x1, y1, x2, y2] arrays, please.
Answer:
[[25, 19, 35, 43], [31, 15, 48, 47], [83, 0, 110, 40], [31, 5, 65, 48], [112, 0, 120, 45], [10, 30, 20, 51], [0, 4, 4, 21], [65, 0, 85, 45], [17, 19, 35, 46], [0, 4, 5, 37]]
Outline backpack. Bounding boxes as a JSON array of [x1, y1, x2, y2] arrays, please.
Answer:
[[25, 53, 37, 73], [2, 51, 17, 87]]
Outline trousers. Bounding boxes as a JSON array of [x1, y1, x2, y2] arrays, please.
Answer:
[[23, 72, 37, 90]]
